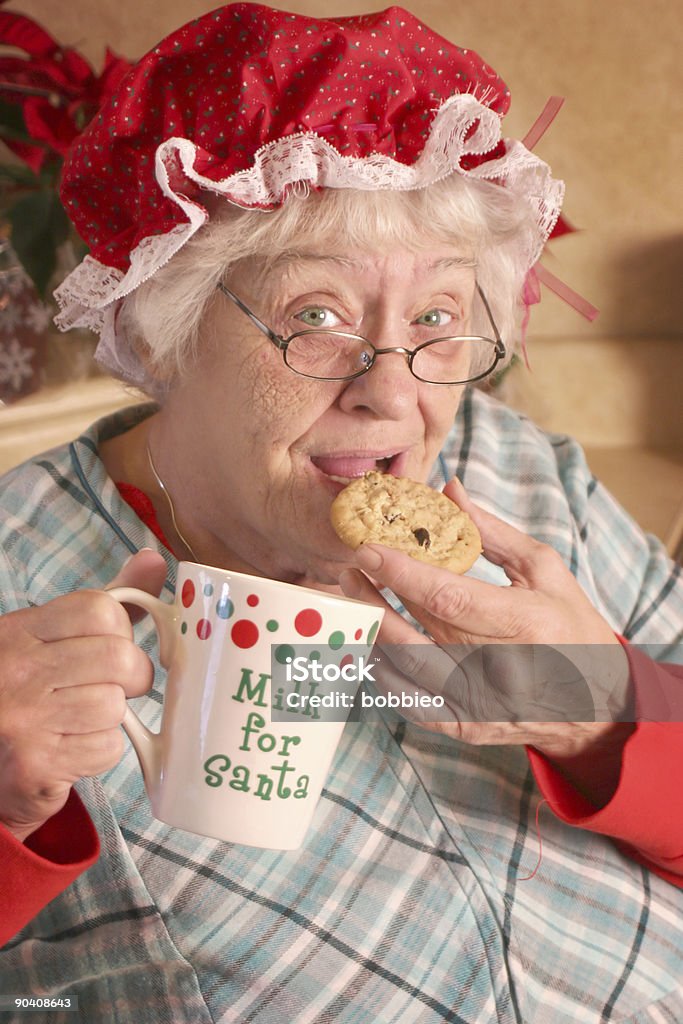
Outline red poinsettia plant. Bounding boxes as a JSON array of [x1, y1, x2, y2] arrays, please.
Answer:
[[0, 2, 133, 295]]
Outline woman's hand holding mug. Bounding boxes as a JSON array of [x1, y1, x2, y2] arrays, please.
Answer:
[[0, 551, 166, 842]]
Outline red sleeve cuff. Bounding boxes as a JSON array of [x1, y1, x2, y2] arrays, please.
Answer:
[[0, 789, 100, 947], [528, 722, 682, 851], [529, 727, 683, 885], [528, 639, 683, 886]]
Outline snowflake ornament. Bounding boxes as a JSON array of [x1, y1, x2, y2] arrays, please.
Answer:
[[0, 336, 35, 392]]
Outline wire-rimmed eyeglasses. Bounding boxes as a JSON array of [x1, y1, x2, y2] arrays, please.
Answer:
[[216, 281, 506, 385]]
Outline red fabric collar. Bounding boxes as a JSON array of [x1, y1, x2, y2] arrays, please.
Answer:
[[116, 480, 175, 554]]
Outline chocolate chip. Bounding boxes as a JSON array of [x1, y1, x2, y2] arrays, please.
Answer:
[[413, 527, 431, 548]]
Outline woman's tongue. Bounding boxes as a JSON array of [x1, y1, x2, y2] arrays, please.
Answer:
[[312, 454, 391, 482]]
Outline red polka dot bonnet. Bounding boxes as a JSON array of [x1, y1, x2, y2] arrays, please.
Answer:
[[54, 3, 564, 385]]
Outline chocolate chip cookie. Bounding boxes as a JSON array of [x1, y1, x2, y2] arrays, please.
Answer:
[[330, 472, 482, 573]]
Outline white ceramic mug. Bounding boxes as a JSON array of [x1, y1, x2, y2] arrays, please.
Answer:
[[109, 562, 383, 850]]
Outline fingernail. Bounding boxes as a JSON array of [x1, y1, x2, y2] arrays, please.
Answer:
[[356, 544, 383, 571], [338, 569, 361, 597], [119, 547, 154, 571]]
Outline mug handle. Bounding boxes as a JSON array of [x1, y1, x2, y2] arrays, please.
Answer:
[[107, 587, 177, 667], [107, 587, 177, 793]]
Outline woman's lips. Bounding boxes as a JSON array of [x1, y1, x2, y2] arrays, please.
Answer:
[[310, 452, 399, 483]]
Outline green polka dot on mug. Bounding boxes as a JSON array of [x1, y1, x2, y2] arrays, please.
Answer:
[[328, 630, 345, 650], [275, 644, 296, 664]]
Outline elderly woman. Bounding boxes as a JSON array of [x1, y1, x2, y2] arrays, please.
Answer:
[[1, 4, 682, 1021]]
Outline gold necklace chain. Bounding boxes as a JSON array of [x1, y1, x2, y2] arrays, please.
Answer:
[[146, 443, 199, 561]]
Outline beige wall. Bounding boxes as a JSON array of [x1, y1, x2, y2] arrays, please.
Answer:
[[8, 0, 682, 343]]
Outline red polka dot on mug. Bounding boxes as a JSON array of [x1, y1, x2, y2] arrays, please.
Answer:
[[295, 609, 322, 637], [196, 618, 212, 640], [231, 619, 259, 649]]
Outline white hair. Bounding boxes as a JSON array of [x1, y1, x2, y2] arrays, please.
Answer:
[[118, 173, 540, 392]]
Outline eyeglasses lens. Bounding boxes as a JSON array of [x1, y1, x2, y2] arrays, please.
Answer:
[[285, 332, 498, 383], [285, 333, 374, 379]]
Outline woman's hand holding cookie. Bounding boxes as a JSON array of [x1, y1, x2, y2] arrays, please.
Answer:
[[338, 477, 633, 776]]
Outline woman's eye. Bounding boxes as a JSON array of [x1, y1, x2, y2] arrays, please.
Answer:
[[415, 309, 454, 329], [295, 307, 337, 329]]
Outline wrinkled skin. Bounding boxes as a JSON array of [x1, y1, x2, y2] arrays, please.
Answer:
[[139, 248, 477, 582]]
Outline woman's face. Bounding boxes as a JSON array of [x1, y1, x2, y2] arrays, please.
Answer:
[[161, 245, 477, 583]]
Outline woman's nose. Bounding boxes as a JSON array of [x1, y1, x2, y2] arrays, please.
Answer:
[[337, 342, 420, 420]]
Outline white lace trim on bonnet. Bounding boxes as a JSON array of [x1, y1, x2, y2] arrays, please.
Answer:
[[53, 93, 564, 388]]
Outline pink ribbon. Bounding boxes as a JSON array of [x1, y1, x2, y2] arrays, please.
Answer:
[[534, 264, 599, 322], [522, 96, 599, 325], [522, 96, 565, 151]]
